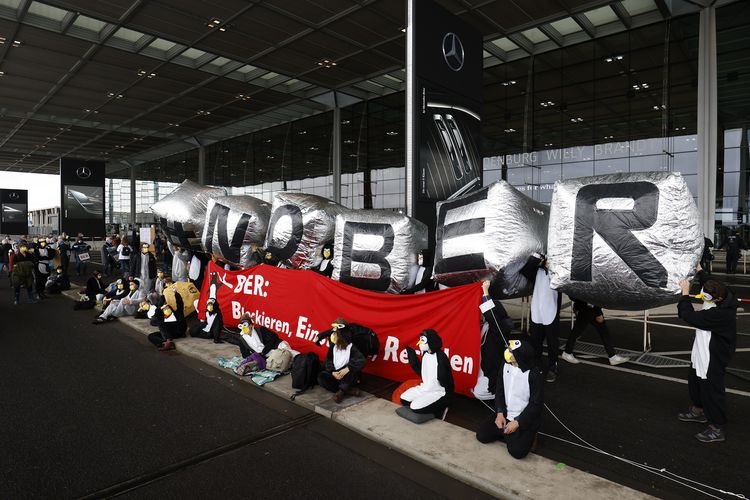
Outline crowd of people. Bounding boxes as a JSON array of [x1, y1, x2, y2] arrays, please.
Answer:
[[0, 228, 741, 457]]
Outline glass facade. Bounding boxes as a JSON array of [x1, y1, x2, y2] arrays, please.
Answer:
[[104, 6, 749, 245]]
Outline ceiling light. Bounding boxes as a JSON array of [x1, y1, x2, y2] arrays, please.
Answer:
[[349, 154, 358, 157], [207, 18, 222, 29], [605, 55, 623, 62], [0, 36, 5, 44], [344, 139, 354, 144], [264, 139, 271, 143], [504, 128, 516, 133], [317, 59, 337, 68], [501, 80, 517, 86], [235, 94, 251, 101], [341, 120, 350, 125], [12, 40, 21, 47], [0, 71, 4, 76], [653, 104, 666, 111], [386, 131, 398, 136], [544, 143, 553, 147], [197, 110, 211, 115], [383, 147, 394, 152], [168, 122, 179, 127], [401, 27, 406, 32], [570, 117, 583, 122], [309, 146, 319, 151], [298, 130, 307, 135], [540, 101, 555, 107]]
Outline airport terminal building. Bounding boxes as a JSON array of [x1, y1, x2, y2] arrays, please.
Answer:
[[0, 0, 747, 242]]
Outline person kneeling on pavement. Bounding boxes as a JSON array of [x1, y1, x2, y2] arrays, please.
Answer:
[[400, 329, 454, 418], [476, 339, 543, 459], [317, 320, 366, 403], [147, 292, 187, 351], [45, 266, 71, 294], [93, 278, 146, 324], [676, 266, 737, 443]]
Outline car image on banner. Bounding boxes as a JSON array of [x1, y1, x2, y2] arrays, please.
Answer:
[[64, 185, 104, 219], [2, 203, 27, 223]]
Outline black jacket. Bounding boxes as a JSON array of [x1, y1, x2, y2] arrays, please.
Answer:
[[406, 346, 454, 397], [85, 276, 106, 299], [324, 343, 366, 373], [677, 271, 737, 370], [129, 251, 157, 279], [480, 297, 512, 394], [718, 235, 746, 254]]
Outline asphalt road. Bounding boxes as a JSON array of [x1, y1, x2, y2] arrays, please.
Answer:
[[0, 274, 493, 500]]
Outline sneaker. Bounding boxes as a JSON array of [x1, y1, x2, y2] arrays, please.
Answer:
[[92, 317, 105, 324], [546, 368, 558, 383], [678, 406, 708, 423], [561, 352, 580, 364], [695, 425, 725, 443], [609, 354, 629, 366]]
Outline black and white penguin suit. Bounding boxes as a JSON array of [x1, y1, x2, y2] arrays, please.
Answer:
[[401, 329, 454, 417], [476, 338, 544, 459]]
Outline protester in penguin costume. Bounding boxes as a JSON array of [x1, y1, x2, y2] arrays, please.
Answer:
[[677, 267, 738, 443], [93, 278, 146, 324], [400, 329, 454, 417], [188, 251, 209, 289], [476, 338, 544, 459], [314, 243, 334, 278], [403, 249, 436, 294], [33, 238, 57, 299], [246, 244, 264, 267], [45, 266, 71, 294], [474, 281, 514, 398], [520, 253, 562, 382], [11, 242, 37, 305], [262, 249, 286, 268], [147, 291, 187, 351], [224, 312, 282, 358], [189, 297, 225, 343], [317, 321, 367, 403]]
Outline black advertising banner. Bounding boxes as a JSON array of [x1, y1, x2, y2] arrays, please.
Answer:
[[0, 188, 29, 235], [408, 0, 483, 248], [59, 158, 106, 237]]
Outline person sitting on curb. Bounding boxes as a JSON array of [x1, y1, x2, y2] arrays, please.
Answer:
[[228, 312, 282, 358], [676, 266, 737, 443], [85, 270, 107, 302], [45, 266, 71, 294], [561, 300, 629, 366], [93, 278, 146, 324], [476, 338, 543, 459], [400, 329, 454, 418], [317, 320, 366, 403], [147, 292, 186, 352], [189, 297, 225, 344]]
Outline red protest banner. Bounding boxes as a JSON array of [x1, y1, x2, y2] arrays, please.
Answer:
[[199, 262, 482, 396]]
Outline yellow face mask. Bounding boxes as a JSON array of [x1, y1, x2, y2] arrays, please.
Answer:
[[129, 284, 137, 291], [162, 306, 173, 317], [206, 304, 214, 313], [330, 332, 338, 345], [117, 283, 124, 290], [323, 249, 331, 259], [504, 349, 514, 364]]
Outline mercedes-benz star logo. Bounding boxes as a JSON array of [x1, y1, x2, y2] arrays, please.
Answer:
[[76, 166, 92, 179], [9, 192, 20, 200], [442, 32, 465, 72]]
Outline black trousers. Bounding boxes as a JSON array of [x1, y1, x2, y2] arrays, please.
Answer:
[[726, 252, 739, 274], [688, 367, 727, 427], [318, 369, 360, 393], [530, 319, 559, 370], [476, 417, 538, 459], [148, 322, 186, 346], [565, 308, 615, 358], [400, 395, 450, 418]]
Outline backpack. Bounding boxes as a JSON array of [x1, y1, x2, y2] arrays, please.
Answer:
[[350, 324, 380, 357], [121, 245, 132, 257], [266, 348, 293, 372], [290, 352, 320, 400]]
